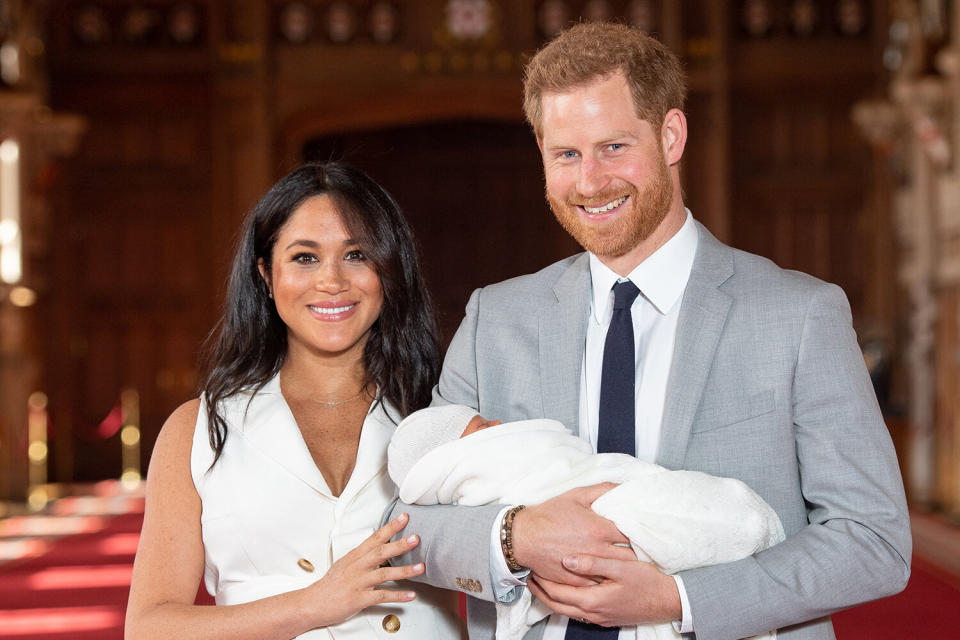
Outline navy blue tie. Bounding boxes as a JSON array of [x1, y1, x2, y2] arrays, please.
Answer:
[[598, 280, 640, 456], [565, 280, 640, 639]]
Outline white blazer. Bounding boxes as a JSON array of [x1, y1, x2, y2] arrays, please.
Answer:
[[192, 375, 464, 639]]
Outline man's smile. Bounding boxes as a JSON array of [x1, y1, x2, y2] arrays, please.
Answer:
[[580, 195, 629, 216]]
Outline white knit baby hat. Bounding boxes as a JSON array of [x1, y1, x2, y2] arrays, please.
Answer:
[[387, 404, 480, 485]]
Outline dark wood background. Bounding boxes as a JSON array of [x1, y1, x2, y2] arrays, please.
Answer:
[[37, 0, 896, 483]]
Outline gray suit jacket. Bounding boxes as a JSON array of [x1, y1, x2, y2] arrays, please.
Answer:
[[394, 223, 910, 640]]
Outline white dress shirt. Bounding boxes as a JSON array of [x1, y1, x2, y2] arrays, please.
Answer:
[[490, 211, 699, 637]]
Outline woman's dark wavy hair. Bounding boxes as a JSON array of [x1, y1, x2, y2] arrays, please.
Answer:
[[199, 161, 441, 463]]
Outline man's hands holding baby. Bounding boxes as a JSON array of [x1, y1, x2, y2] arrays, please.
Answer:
[[458, 418, 683, 626], [511, 483, 631, 585], [511, 483, 682, 627]]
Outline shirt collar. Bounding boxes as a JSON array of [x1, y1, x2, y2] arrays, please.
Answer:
[[589, 209, 699, 323]]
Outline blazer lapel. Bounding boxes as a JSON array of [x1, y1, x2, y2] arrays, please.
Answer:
[[657, 223, 734, 469], [539, 254, 592, 436], [239, 375, 333, 496]]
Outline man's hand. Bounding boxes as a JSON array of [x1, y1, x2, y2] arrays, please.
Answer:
[[511, 483, 635, 586], [527, 555, 682, 627]]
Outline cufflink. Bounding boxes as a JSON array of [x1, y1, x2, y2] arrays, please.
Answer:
[[297, 558, 315, 572], [455, 577, 483, 593]]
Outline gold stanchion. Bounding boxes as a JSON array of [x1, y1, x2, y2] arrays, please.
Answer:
[[26, 391, 48, 511], [120, 388, 141, 490]]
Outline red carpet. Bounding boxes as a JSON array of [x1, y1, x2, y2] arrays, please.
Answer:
[[1, 492, 958, 638], [832, 554, 960, 638]]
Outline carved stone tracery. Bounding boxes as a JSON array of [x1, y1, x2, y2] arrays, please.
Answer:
[[855, 0, 960, 514], [0, 0, 85, 503]]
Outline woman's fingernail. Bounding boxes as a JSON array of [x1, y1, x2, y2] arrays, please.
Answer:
[[415, 563, 424, 572], [563, 556, 578, 569], [406, 534, 418, 544], [406, 591, 416, 600]]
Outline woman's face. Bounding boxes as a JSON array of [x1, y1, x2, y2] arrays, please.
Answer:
[[260, 194, 384, 361]]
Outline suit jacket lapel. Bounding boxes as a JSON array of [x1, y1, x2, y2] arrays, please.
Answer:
[[657, 223, 734, 469], [539, 253, 591, 436]]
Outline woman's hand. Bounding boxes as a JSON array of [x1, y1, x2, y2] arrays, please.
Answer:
[[305, 512, 425, 629]]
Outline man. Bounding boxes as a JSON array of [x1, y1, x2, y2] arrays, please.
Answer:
[[392, 22, 910, 640]]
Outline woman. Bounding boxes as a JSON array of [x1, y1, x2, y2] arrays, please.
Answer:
[[126, 162, 463, 639]]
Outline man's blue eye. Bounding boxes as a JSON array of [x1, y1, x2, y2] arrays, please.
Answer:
[[562, 151, 578, 159], [609, 143, 623, 150]]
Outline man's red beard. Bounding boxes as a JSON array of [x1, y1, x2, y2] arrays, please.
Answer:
[[547, 155, 673, 259]]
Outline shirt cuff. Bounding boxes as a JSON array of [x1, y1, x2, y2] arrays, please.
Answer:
[[488, 505, 530, 604], [671, 574, 694, 633]]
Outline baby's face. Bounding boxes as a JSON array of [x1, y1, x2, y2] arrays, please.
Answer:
[[460, 415, 502, 438]]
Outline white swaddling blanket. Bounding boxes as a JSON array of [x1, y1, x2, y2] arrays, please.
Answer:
[[388, 415, 784, 640]]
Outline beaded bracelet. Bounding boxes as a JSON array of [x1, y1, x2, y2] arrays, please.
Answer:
[[500, 505, 526, 572]]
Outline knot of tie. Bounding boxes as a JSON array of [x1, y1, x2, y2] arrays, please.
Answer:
[[612, 280, 641, 310]]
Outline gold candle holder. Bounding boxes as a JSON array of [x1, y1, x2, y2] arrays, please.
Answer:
[[120, 388, 141, 490], [26, 391, 48, 511]]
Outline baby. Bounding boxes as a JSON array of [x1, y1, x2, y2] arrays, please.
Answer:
[[388, 405, 782, 640], [460, 414, 501, 436]]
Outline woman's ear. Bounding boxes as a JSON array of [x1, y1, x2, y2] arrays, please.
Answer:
[[257, 259, 273, 299]]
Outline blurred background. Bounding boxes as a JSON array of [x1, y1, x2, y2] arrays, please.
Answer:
[[0, 0, 958, 637]]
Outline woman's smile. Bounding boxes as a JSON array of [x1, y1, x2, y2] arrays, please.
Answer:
[[307, 301, 359, 320]]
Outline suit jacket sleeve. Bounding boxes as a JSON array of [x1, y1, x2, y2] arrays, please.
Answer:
[[678, 282, 911, 640], [388, 289, 504, 602]]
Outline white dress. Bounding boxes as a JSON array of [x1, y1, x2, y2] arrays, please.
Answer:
[[191, 375, 464, 639]]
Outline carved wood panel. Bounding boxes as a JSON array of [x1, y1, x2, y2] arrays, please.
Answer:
[[31, 0, 895, 490], [45, 77, 213, 482], [730, 82, 877, 319]]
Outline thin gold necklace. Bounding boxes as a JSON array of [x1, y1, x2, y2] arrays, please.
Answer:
[[316, 388, 369, 408]]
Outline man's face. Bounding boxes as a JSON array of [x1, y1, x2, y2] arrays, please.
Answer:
[[538, 73, 674, 261]]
